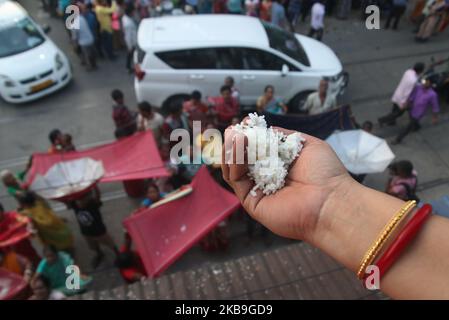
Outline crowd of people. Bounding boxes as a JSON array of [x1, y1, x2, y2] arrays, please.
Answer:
[[0, 67, 342, 299], [1, 60, 437, 298], [42, 0, 449, 72], [42, 0, 339, 74]]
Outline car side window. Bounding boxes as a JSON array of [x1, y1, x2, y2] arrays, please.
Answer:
[[215, 48, 243, 69], [155, 49, 217, 69], [156, 48, 243, 70], [242, 48, 299, 71]]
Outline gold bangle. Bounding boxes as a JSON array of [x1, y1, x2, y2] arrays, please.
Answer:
[[356, 200, 417, 279]]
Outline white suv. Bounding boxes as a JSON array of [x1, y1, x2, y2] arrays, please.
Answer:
[[134, 14, 348, 113], [0, 0, 72, 104]]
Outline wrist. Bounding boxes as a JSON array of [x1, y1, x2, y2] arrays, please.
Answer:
[[309, 177, 405, 272]]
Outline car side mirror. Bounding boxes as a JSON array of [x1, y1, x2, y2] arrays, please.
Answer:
[[42, 24, 51, 34], [281, 64, 289, 77]]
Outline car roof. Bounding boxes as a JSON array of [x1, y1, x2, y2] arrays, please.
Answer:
[[0, 0, 28, 26], [138, 14, 269, 51]]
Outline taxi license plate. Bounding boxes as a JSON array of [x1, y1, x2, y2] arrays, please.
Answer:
[[30, 79, 54, 93]]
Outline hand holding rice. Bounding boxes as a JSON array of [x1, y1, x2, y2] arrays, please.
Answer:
[[230, 113, 306, 196]]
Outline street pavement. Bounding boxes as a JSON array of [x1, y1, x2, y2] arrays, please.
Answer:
[[1, 0, 449, 292]]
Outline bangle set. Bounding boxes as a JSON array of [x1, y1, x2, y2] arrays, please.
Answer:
[[375, 204, 432, 280], [356, 200, 416, 280], [357, 200, 432, 283]]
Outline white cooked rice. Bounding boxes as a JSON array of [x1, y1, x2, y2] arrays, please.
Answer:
[[231, 113, 306, 196]]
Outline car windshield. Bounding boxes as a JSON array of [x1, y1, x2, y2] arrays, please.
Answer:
[[262, 21, 310, 67], [0, 17, 45, 58]]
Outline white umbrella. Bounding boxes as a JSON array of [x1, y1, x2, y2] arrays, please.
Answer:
[[29, 157, 104, 200], [326, 130, 395, 174]]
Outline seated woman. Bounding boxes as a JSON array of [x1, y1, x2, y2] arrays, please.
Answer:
[[141, 183, 166, 208], [386, 160, 419, 202], [35, 245, 92, 296], [137, 181, 193, 214], [256, 85, 288, 115]]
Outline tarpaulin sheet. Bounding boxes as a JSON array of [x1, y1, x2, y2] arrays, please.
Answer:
[[26, 131, 170, 185], [123, 166, 241, 277], [263, 105, 356, 140]]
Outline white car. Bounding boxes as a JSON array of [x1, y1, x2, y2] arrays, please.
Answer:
[[0, 0, 72, 104], [134, 14, 348, 112]]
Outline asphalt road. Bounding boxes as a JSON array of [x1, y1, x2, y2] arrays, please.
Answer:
[[1, 0, 449, 292]]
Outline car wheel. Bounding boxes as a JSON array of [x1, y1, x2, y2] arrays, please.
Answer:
[[162, 94, 190, 116], [288, 91, 313, 114]]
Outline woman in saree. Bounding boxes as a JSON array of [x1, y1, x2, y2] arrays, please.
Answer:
[[416, 0, 447, 41], [35, 245, 92, 296], [437, 1, 449, 32], [256, 85, 288, 115], [18, 192, 74, 255]]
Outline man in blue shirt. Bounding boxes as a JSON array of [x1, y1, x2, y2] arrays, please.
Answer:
[[72, 4, 97, 71]]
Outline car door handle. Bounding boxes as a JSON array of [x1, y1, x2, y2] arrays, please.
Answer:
[[243, 75, 255, 80], [189, 74, 205, 80]]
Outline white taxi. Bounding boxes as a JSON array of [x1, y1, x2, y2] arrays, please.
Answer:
[[0, 0, 72, 104]]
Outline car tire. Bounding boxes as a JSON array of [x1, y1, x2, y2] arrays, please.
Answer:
[[288, 91, 313, 114], [162, 94, 190, 116]]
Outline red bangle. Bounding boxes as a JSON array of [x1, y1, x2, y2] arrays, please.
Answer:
[[374, 204, 433, 280]]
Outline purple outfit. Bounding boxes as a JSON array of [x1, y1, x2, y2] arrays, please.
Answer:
[[409, 85, 440, 120], [395, 84, 440, 143]]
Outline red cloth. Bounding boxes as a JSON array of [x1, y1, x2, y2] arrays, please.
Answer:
[[123, 166, 240, 277], [0, 212, 31, 249], [0, 268, 28, 300], [0, 212, 40, 265], [26, 131, 170, 185], [12, 239, 41, 266]]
